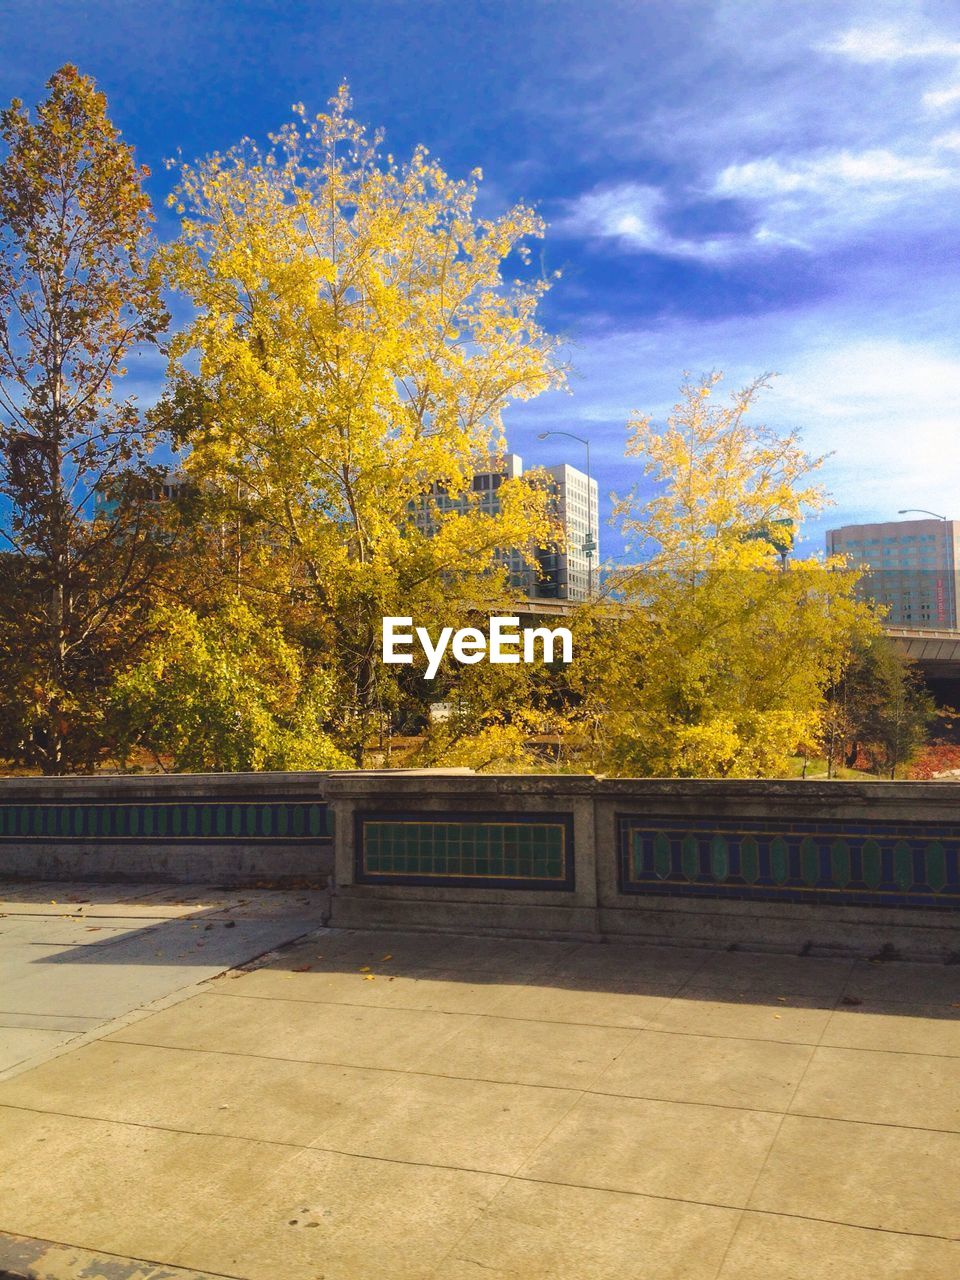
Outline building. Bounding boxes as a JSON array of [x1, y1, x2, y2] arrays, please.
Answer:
[[826, 517, 960, 629], [536, 462, 599, 602], [412, 450, 600, 602]]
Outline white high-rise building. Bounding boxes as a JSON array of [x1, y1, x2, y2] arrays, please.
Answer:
[[537, 463, 599, 602], [410, 451, 600, 602]]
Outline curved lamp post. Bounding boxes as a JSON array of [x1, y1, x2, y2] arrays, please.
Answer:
[[898, 509, 947, 520], [537, 430, 596, 598]]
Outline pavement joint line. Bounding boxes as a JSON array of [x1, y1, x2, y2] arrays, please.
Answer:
[[9, 1026, 959, 1144], [0, 925, 334, 1085], [51, 1031, 960, 1134], [2, 1149, 955, 1263], [711, 957, 855, 1278], [0, 1227, 249, 1280], [201, 988, 960, 1058], [430, 955, 723, 1275], [31, 1054, 960, 1135]]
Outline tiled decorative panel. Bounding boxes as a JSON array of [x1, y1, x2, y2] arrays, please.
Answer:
[[356, 812, 575, 890], [618, 815, 960, 907], [0, 800, 331, 843]]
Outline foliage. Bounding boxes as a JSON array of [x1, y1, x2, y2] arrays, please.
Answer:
[[408, 633, 577, 771], [0, 66, 169, 772], [158, 86, 564, 762], [907, 742, 960, 780], [109, 600, 350, 772], [825, 632, 937, 778], [574, 373, 876, 777]]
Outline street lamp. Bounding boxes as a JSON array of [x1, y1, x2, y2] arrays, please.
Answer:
[[898, 509, 947, 520], [537, 429, 596, 598]]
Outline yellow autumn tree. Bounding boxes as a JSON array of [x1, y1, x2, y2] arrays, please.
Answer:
[[158, 87, 565, 762], [575, 372, 878, 777]]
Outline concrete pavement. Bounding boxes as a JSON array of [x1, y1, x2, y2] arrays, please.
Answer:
[[0, 882, 331, 1079], [0, 892, 958, 1278]]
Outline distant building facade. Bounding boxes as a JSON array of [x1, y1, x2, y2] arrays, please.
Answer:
[[536, 462, 599, 601], [826, 517, 960, 629], [413, 450, 600, 602]]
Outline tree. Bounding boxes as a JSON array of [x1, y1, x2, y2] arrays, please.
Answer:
[[159, 86, 564, 763], [825, 633, 936, 778], [576, 372, 875, 777], [109, 599, 350, 772], [0, 66, 168, 772]]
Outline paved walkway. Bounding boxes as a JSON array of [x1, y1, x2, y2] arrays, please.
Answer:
[[0, 883, 331, 1077], [0, 894, 958, 1278]]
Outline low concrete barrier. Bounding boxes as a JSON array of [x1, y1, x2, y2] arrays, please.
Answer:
[[328, 773, 960, 958], [0, 772, 332, 885], [1, 768, 958, 955]]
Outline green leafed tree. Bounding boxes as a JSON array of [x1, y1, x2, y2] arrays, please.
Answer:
[[0, 65, 169, 772], [109, 599, 350, 772], [824, 632, 936, 778]]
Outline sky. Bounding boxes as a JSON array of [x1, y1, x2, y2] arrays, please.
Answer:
[[3, 0, 960, 563]]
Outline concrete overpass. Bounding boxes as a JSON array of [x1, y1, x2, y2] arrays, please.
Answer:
[[885, 627, 960, 678], [509, 608, 960, 677]]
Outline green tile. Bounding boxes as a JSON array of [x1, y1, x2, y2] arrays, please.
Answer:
[[653, 831, 672, 879], [740, 836, 759, 884], [862, 839, 882, 889], [710, 835, 729, 882], [800, 836, 819, 887], [926, 841, 947, 892], [894, 840, 913, 892], [770, 836, 789, 884], [830, 839, 851, 888]]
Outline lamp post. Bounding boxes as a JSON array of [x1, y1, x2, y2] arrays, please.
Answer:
[[537, 429, 595, 598], [898, 509, 947, 520]]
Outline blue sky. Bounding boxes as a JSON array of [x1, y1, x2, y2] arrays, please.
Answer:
[[4, 0, 960, 563]]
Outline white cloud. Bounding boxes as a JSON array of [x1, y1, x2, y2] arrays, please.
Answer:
[[770, 340, 960, 527], [825, 26, 960, 63], [556, 183, 741, 260], [716, 150, 951, 195], [508, 310, 960, 556], [826, 22, 960, 119], [561, 140, 960, 262], [709, 146, 960, 251], [924, 81, 960, 111]]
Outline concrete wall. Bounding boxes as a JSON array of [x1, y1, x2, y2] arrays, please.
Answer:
[[0, 771, 332, 886], [1, 768, 958, 956], [328, 773, 960, 958]]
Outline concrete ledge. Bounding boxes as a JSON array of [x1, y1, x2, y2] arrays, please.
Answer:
[[599, 898, 960, 961], [0, 771, 332, 886], [331, 892, 600, 939], [0, 840, 333, 886]]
